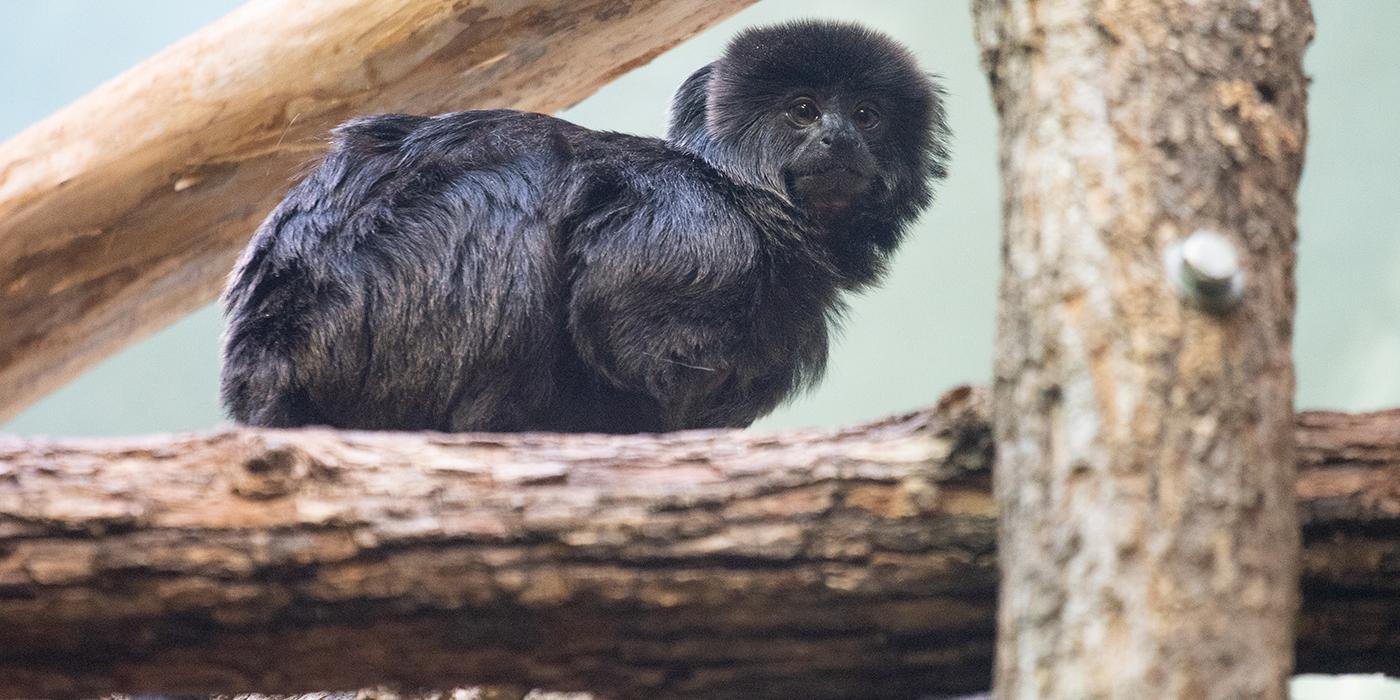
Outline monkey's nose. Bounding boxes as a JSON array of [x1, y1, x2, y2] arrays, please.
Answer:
[[819, 131, 858, 153]]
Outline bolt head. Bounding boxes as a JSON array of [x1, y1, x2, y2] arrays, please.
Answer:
[[1181, 230, 1241, 285], [1165, 229, 1245, 314]]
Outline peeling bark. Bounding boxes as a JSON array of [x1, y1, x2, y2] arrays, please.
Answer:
[[975, 0, 1314, 697], [0, 0, 756, 423], [2, 390, 1398, 699]]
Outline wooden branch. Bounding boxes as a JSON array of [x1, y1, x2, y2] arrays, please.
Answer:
[[1295, 408, 1400, 675], [1, 388, 1397, 699], [975, 0, 1314, 696], [0, 0, 756, 423]]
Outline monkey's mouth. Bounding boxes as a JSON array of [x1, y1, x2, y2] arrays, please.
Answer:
[[787, 168, 873, 213]]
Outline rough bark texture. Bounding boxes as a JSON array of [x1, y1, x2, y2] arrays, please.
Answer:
[[0, 388, 999, 700], [0, 0, 755, 423], [1295, 408, 1400, 675], [3, 391, 1399, 699], [974, 1, 1314, 697]]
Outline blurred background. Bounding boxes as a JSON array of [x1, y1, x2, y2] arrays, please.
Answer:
[[1, 0, 1397, 438]]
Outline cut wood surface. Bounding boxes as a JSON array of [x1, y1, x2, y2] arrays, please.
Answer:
[[1, 388, 1397, 699], [0, 0, 757, 423]]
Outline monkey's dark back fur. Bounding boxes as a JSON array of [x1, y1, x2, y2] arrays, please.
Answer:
[[221, 21, 949, 433]]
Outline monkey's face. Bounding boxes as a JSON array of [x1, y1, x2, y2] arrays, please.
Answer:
[[776, 92, 882, 218], [702, 21, 949, 225]]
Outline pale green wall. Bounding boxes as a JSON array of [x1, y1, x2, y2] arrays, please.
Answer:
[[3, 0, 1398, 437]]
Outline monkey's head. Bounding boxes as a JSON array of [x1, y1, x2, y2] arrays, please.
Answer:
[[670, 21, 949, 237]]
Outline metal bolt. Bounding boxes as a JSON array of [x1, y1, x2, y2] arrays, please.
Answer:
[[1165, 229, 1244, 314]]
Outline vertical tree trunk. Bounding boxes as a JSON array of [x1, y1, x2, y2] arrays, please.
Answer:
[[974, 1, 1313, 698]]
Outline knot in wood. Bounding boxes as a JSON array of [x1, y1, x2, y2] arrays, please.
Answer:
[[230, 435, 323, 500]]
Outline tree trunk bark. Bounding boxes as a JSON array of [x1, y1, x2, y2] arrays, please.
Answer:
[[974, 0, 1314, 697], [0, 0, 755, 423], [2, 391, 1397, 699]]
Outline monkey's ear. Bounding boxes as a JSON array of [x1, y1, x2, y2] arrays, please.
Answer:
[[666, 63, 714, 152]]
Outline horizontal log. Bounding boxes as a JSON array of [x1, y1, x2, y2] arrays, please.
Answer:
[[0, 0, 756, 423], [1294, 407, 1400, 674], [0, 388, 1396, 698]]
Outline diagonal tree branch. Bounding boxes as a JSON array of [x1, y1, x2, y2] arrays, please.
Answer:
[[0, 0, 756, 423], [1, 388, 1397, 698]]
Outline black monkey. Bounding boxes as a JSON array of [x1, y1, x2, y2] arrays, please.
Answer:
[[221, 20, 950, 433]]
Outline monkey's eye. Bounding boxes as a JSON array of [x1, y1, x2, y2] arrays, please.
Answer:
[[853, 104, 881, 130], [785, 97, 821, 127]]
